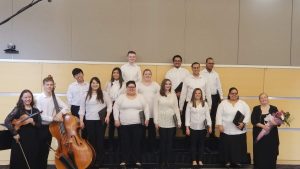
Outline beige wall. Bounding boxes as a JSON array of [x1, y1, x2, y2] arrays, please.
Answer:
[[1, 0, 300, 65], [0, 61, 300, 164]]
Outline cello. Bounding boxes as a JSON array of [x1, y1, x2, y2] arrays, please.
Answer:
[[49, 89, 95, 169]]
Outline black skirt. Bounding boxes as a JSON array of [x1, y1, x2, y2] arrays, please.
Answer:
[[219, 132, 247, 164]]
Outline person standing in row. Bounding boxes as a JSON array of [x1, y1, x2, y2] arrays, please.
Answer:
[[216, 87, 250, 168], [154, 79, 181, 168], [113, 81, 150, 167], [137, 69, 160, 152], [165, 55, 190, 101], [179, 62, 212, 135], [36, 75, 69, 169], [185, 88, 212, 166], [201, 57, 223, 137], [251, 93, 279, 169], [67, 68, 89, 118], [5, 89, 41, 169], [79, 77, 112, 167], [105, 67, 125, 150], [121, 51, 142, 82]]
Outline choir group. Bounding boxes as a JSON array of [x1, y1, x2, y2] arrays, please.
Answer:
[[4, 51, 280, 169]]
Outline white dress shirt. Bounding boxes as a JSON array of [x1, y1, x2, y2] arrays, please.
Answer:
[[121, 63, 142, 82], [36, 92, 69, 125], [165, 67, 190, 91], [216, 99, 250, 135], [179, 74, 212, 110], [153, 92, 181, 128], [67, 81, 89, 106], [105, 80, 126, 102], [79, 91, 112, 120], [185, 102, 212, 130], [137, 81, 160, 118], [201, 68, 223, 99], [113, 94, 150, 125]]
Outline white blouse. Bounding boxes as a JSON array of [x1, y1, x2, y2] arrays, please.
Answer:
[[185, 102, 212, 130], [105, 80, 125, 102], [137, 81, 160, 118], [113, 94, 150, 125], [79, 91, 112, 120], [154, 92, 181, 128], [216, 99, 250, 135]]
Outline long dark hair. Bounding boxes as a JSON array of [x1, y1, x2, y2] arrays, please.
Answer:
[[16, 89, 35, 112], [110, 67, 124, 88], [86, 77, 104, 103], [227, 87, 239, 100], [190, 88, 204, 108], [160, 79, 172, 97]]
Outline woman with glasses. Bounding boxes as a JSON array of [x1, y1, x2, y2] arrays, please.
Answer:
[[113, 80, 149, 167], [216, 87, 250, 168]]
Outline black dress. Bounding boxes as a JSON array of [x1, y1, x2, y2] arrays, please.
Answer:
[[251, 105, 279, 169], [4, 107, 41, 169]]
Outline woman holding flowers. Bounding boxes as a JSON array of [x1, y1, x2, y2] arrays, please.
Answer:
[[251, 93, 279, 169]]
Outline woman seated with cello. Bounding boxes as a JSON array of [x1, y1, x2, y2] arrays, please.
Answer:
[[5, 89, 42, 169]]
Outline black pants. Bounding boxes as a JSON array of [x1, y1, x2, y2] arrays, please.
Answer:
[[159, 127, 175, 164], [37, 125, 52, 169], [70, 105, 80, 117], [85, 120, 105, 163], [190, 129, 207, 161], [71, 105, 88, 139], [143, 118, 156, 152], [119, 124, 143, 163], [210, 94, 220, 136]]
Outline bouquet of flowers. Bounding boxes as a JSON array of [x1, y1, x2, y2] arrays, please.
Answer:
[[256, 110, 292, 143]]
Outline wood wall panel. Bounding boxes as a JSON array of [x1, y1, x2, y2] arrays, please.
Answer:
[[264, 68, 300, 97], [216, 67, 264, 96], [0, 63, 42, 92]]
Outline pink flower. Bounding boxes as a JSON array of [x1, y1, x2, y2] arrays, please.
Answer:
[[256, 114, 283, 143]]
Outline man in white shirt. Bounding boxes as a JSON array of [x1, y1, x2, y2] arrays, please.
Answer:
[[179, 62, 212, 135], [165, 55, 190, 100], [67, 68, 89, 117], [36, 75, 69, 169], [121, 51, 142, 82], [201, 57, 223, 137]]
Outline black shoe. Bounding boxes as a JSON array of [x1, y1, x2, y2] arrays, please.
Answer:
[[160, 162, 165, 168], [233, 163, 242, 168], [225, 163, 230, 168]]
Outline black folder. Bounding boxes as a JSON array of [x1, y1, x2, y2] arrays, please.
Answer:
[[98, 107, 107, 124], [233, 110, 245, 126], [174, 82, 183, 93], [139, 111, 145, 126]]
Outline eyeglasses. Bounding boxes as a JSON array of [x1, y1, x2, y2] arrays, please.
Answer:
[[230, 92, 238, 95], [127, 86, 136, 89]]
